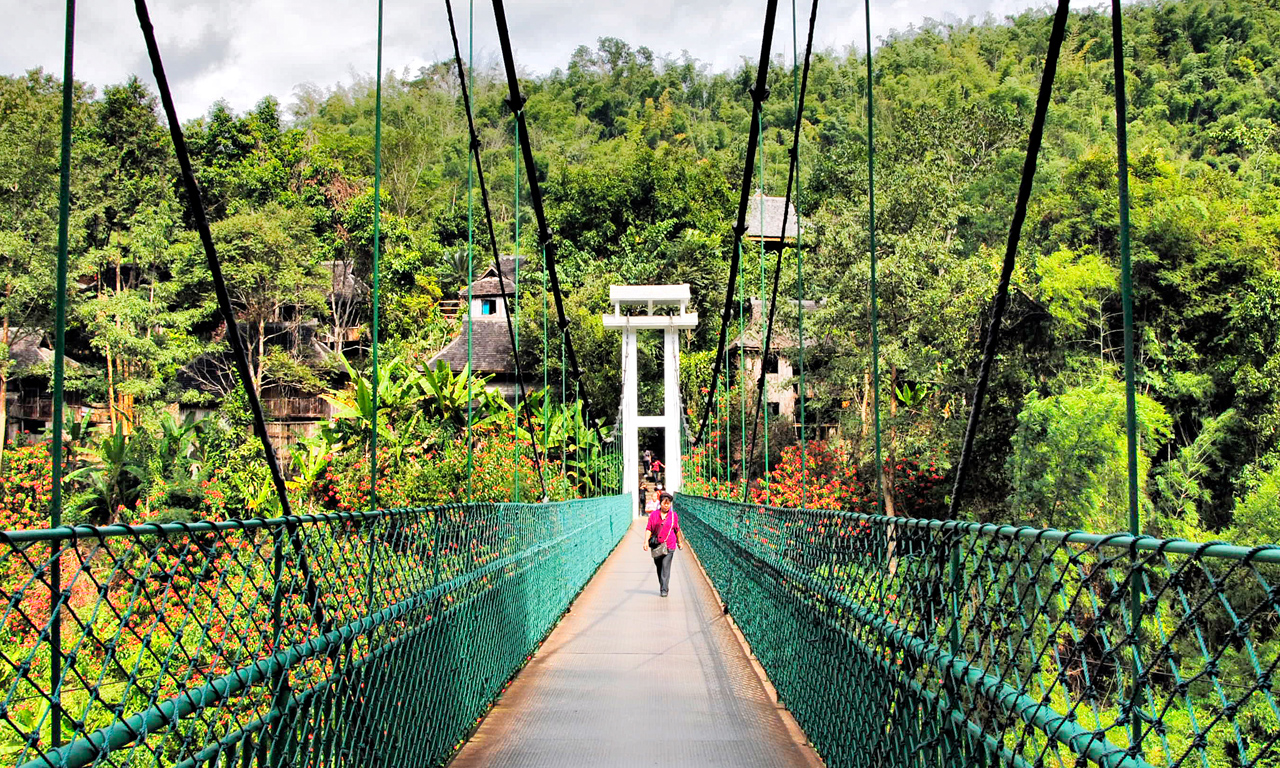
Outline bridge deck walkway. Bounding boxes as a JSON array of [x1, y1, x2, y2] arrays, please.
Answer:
[[449, 519, 823, 768]]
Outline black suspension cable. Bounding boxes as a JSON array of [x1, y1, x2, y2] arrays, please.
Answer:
[[947, 0, 1071, 517], [134, 0, 291, 517], [693, 0, 782, 450], [744, 0, 821, 490], [490, 0, 603, 443], [445, 0, 547, 499], [133, 0, 328, 631]]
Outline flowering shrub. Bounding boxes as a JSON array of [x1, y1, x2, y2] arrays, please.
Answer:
[[0, 441, 59, 530], [681, 441, 743, 500], [319, 446, 393, 512], [887, 457, 946, 518], [199, 468, 232, 518], [687, 436, 947, 520], [751, 442, 865, 511], [317, 423, 575, 512]]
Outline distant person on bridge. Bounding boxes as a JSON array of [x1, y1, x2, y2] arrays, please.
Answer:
[[642, 491, 681, 597], [650, 456, 664, 484]]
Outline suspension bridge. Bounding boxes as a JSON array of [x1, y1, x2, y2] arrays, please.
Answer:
[[5, 0, 1280, 766]]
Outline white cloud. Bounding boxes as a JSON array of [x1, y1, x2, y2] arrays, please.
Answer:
[[5, 0, 1053, 120]]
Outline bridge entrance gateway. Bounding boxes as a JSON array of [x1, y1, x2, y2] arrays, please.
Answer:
[[603, 285, 698, 513]]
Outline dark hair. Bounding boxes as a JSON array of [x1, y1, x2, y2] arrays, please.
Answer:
[[659, 491, 673, 501]]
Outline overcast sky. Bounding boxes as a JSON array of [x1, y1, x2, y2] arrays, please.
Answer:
[[10, 0, 1051, 121]]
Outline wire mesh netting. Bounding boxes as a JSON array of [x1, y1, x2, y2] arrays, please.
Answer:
[[0, 495, 631, 767], [677, 493, 1280, 768]]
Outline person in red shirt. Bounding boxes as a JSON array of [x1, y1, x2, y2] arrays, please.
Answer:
[[650, 456, 664, 485]]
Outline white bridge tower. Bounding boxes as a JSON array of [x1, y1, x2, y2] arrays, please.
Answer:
[[602, 285, 698, 515]]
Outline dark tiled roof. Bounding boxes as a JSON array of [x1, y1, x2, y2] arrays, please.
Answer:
[[4, 330, 82, 372], [745, 195, 802, 241], [465, 256, 535, 298], [428, 319, 516, 374], [7, 332, 49, 368], [728, 297, 822, 352]]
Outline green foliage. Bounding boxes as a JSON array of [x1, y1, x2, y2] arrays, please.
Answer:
[[65, 424, 146, 524], [2, 0, 1280, 532], [1031, 247, 1117, 337], [1008, 380, 1171, 531], [321, 355, 510, 453], [1151, 408, 1236, 533], [1228, 459, 1280, 544], [0, 71, 69, 379], [418, 360, 510, 429]]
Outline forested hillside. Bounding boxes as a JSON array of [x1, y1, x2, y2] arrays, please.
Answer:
[[1, 0, 1277, 536]]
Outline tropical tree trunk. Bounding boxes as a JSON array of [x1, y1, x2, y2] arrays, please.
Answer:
[[0, 313, 10, 468], [257, 318, 266, 390], [105, 346, 117, 432], [885, 365, 899, 517]]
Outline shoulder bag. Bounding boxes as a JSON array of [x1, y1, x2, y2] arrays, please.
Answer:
[[650, 514, 669, 558]]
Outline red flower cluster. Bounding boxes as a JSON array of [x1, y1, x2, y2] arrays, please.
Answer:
[[686, 439, 946, 519], [750, 442, 861, 511], [0, 442, 67, 530]]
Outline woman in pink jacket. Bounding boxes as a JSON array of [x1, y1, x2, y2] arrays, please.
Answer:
[[641, 491, 681, 597]]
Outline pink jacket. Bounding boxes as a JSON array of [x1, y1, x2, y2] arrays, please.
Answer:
[[646, 508, 679, 549]]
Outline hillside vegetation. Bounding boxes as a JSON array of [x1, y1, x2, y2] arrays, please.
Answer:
[[0, 0, 1277, 537]]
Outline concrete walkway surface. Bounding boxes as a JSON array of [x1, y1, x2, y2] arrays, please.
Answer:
[[448, 519, 824, 768]]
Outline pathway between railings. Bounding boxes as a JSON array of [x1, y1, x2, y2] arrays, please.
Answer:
[[450, 519, 824, 768]]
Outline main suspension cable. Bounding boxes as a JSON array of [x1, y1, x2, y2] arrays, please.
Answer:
[[694, 0, 782, 450], [444, 0, 547, 499], [947, 0, 1071, 516], [743, 0, 821, 495], [490, 0, 603, 444], [133, 0, 329, 637], [133, 0, 293, 520]]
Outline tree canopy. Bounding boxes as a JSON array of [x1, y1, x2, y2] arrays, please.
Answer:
[[2, 0, 1278, 535]]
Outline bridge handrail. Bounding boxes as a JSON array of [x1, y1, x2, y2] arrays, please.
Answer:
[[679, 494, 1280, 565], [685, 495, 1154, 767], [677, 492, 1280, 768], [20, 508, 611, 768], [0, 495, 632, 768], [0, 505, 444, 545]]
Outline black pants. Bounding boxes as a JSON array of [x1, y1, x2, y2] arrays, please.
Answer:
[[653, 550, 674, 593]]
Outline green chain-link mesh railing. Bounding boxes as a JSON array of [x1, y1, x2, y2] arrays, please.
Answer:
[[678, 493, 1280, 768], [0, 495, 629, 767]]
